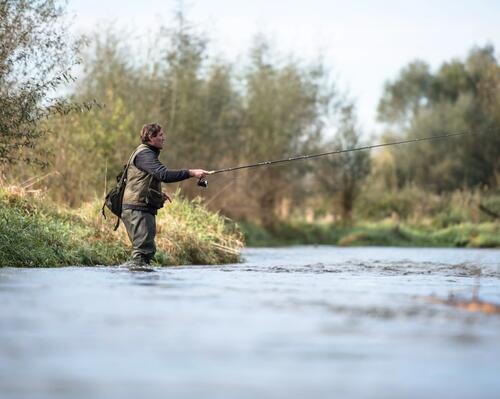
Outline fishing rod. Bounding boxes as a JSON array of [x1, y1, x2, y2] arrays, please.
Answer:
[[197, 131, 466, 187]]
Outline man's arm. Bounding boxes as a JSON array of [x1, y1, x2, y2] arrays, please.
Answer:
[[134, 149, 191, 183]]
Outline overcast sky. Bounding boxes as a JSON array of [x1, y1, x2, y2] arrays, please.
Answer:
[[68, 0, 500, 135]]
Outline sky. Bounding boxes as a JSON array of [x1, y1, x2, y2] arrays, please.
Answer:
[[68, 0, 500, 135]]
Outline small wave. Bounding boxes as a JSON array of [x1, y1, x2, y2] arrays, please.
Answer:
[[239, 261, 500, 278]]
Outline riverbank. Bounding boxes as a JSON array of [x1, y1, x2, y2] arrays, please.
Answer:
[[239, 220, 500, 248], [0, 187, 243, 267], [2, 185, 498, 268]]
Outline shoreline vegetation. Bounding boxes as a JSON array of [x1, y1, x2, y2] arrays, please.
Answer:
[[240, 220, 500, 248], [0, 187, 244, 267], [241, 187, 500, 248], [1, 185, 498, 268]]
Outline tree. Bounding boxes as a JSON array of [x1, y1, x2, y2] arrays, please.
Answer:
[[377, 45, 500, 191], [241, 38, 336, 226], [47, 89, 137, 206], [0, 0, 84, 166], [377, 61, 433, 127], [159, 8, 208, 168], [317, 103, 370, 222]]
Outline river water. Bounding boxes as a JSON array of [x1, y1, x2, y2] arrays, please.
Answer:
[[1, 246, 499, 399]]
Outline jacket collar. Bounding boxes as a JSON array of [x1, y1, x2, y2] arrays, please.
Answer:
[[144, 143, 161, 154]]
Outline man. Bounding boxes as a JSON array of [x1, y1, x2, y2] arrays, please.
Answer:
[[121, 123, 210, 268]]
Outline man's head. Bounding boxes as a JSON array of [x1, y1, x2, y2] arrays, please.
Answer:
[[140, 123, 165, 149]]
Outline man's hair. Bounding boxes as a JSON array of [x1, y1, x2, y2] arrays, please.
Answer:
[[140, 123, 163, 143]]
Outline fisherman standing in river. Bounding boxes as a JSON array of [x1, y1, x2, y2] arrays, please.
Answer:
[[121, 123, 210, 269]]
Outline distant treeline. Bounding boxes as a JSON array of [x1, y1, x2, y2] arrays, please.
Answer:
[[1, 2, 499, 228]]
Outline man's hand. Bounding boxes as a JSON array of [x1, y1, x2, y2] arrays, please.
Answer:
[[162, 192, 172, 203], [189, 169, 213, 178]]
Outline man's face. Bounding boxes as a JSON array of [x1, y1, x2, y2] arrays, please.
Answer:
[[150, 130, 165, 150]]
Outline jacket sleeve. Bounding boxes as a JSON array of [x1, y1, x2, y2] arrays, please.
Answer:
[[134, 149, 191, 183]]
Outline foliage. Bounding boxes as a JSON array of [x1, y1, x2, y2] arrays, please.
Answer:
[[241, 38, 337, 227], [378, 45, 500, 190], [0, 186, 243, 267], [154, 191, 244, 264], [241, 219, 500, 248], [0, 0, 85, 166], [239, 220, 343, 246], [354, 185, 500, 225], [337, 222, 500, 248], [0, 186, 127, 266], [316, 103, 371, 222], [241, 186, 500, 248], [378, 60, 433, 126]]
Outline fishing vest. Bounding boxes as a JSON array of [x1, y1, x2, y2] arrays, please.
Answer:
[[122, 144, 164, 209]]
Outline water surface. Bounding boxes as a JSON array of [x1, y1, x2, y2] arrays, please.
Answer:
[[1, 246, 499, 399]]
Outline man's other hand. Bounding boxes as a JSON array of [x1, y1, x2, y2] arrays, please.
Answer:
[[162, 192, 172, 203]]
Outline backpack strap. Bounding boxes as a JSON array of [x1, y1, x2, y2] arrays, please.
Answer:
[[120, 144, 148, 187], [102, 144, 150, 226]]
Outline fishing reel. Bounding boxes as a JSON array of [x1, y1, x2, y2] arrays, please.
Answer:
[[197, 177, 208, 188]]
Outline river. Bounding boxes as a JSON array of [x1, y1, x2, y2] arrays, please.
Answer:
[[1, 246, 499, 399]]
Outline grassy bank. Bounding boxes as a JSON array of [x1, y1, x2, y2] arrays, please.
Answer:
[[240, 187, 500, 248], [0, 187, 243, 267], [240, 220, 500, 248]]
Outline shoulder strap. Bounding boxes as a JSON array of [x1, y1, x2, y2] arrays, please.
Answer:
[[101, 144, 151, 221], [129, 144, 159, 190], [119, 144, 149, 186]]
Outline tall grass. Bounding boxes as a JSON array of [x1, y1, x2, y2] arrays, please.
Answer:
[[0, 187, 243, 267]]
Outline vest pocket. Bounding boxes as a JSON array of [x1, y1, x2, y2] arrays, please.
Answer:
[[146, 187, 166, 209]]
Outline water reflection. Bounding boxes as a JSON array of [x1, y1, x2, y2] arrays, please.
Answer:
[[127, 270, 161, 286]]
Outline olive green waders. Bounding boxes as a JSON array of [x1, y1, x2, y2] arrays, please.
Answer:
[[121, 209, 156, 264]]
